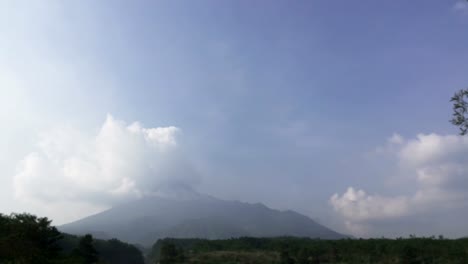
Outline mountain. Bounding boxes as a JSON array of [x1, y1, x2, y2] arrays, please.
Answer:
[[59, 194, 345, 246]]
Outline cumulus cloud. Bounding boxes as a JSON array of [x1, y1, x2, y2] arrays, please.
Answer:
[[14, 115, 199, 223], [330, 187, 411, 222], [331, 133, 468, 236]]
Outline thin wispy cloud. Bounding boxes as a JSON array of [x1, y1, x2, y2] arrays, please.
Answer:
[[454, 1, 468, 13]]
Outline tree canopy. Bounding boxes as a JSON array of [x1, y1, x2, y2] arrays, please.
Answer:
[[0, 213, 62, 264], [0, 213, 144, 264], [450, 89, 468, 135], [148, 237, 468, 264]]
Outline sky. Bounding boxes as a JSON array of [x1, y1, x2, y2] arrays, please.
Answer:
[[1, 0, 468, 238]]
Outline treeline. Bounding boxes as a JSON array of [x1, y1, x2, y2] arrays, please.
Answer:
[[3, 212, 468, 264], [0, 213, 144, 264], [148, 236, 468, 264]]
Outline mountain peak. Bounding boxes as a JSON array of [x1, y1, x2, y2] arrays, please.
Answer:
[[60, 194, 345, 246]]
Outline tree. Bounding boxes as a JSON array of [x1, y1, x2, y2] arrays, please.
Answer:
[[0, 213, 63, 263], [450, 89, 468, 135], [400, 244, 419, 264], [94, 238, 145, 264], [297, 247, 311, 264], [280, 248, 295, 264], [159, 242, 178, 264], [76, 234, 99, 264]]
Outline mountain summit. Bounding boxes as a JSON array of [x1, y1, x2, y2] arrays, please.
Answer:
[[60, 194, 345, 246]]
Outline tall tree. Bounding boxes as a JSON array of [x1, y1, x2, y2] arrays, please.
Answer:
[[450, 89, 468, 135], [0, 213, 63, 264], [76, 234, 99, 264]]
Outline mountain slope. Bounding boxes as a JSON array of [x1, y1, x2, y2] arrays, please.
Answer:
[[59, 195, 345, 246]]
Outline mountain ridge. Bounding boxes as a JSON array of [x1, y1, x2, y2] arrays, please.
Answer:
[[59, 194, 345, 246]]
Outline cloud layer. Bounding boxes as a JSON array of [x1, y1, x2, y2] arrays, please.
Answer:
[[14, 115, 198, 223], [454, 1, 468, 13], [331, 133, 468, 236]]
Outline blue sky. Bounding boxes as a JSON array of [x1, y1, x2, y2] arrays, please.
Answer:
[[1, 0, 467, 237]]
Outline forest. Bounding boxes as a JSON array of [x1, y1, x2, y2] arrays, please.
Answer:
[[0, 213, 144, 264], [149, 237, 468, 264], [1, 212, 468, 264]]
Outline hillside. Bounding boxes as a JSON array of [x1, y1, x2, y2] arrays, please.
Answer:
[[60, 195, 345, 246]]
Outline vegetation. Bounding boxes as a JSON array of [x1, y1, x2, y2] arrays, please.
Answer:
[[450, 89, 468, 135], [0, 213, 467, 264], [148, 237, 468, 264], [76, 234, 99, 263], [0, 213, 144, 264], [0, 213, 62, 264]]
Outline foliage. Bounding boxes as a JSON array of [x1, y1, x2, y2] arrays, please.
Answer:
[[0, 213, 144, 264], [159, 242, 186, 264], [75, 234, 98, 264], [93, 238, 145, 264], [189, 251, 278, 264], [0, 213, 62, 264], [450, 89, 468, 135], [148, 236, 468, 264]]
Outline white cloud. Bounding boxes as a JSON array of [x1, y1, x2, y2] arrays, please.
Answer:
[[454, 1, 468, 13], [374, 133, 404, 155], [0, 0, 124, 218], [14, 115, 199, 223], [330, 187, 411, 222], [331, 133, 468, 236], [388, 133, 404, 145]]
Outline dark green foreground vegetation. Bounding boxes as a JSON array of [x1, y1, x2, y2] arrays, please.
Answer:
[[2, 212, 468, 264], [0, 213, 144, 264], [149, 237, 468, 264]]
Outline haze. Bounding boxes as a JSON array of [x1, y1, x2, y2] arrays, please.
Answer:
[[1, 0, 468, 239]]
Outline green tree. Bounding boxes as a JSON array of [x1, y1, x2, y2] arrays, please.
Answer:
[[94, 238, 145, 264], [280, 249, 295, 264], [76, 234, 99, 264], [450, 89, 468, 135], [0, 213, 63, 264], [400, 244, 420, 264], [160, 242, 178, 264], [297, 247, 311, 264]]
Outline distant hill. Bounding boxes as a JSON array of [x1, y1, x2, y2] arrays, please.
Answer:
[[59, 194, 345, 246], [59, 233, 145, 264]]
